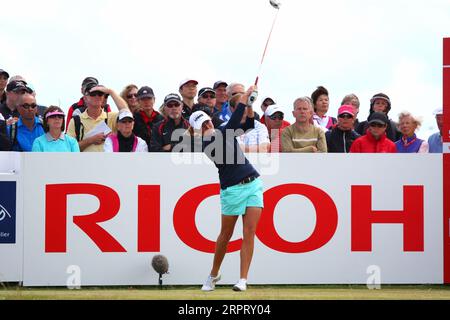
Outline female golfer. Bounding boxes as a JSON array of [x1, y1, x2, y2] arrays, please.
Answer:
[[189, 86, 263, 292]]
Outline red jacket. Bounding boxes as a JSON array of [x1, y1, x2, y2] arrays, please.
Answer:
[[350, 131, 397, 153]]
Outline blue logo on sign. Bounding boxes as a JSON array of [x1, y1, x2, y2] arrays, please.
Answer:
[[0, 181, 16, 244]]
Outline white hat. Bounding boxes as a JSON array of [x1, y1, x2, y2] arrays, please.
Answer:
[[433, 108, 443, 116], [189, 111, 211, 130], [118, 109, 134, 122], [179, 78, 198, 89], [265, 104, 284, 117]]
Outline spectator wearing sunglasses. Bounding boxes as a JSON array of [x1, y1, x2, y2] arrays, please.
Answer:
[[67, 84, 129, 152], [264, 104, 290, 152], [350, 112, 397, 153], [150, 93, 189, 152], [341, 93, 361, 129], [325, 105, 360, 153], [259, 97, 276, 125], [198, 87, 219, 115], [104, 110, 148, 153], [32, 106, 79, 152], [7, 93, 44, 151], [133, 86, 164, 150], [120, 84, 140, 113], [66, 77, 112, 131]]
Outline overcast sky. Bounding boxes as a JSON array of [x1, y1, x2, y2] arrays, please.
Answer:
[[2, 0, 449, 138]]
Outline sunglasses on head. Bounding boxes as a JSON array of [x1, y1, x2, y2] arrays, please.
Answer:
[[166, 102, 181, 108], [369, 122, 386, 128], [19, 103, 37, 110], [338, 114, 354, 119], [89, 91, 105, 97], [269, 114, 284, 120], [127, 94, 137, 99]]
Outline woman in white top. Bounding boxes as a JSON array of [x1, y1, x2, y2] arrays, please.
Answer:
[[311, 86, 336, 130], [104, 110, 148, 152]]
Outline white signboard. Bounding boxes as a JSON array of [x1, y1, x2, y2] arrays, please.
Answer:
[[15, 153, 443, 286]]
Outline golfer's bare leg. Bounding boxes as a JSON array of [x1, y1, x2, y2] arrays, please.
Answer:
[[240, 207, 262, 279], [210, 215, 239, 277]]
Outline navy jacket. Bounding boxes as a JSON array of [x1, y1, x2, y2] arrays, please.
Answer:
[[203, 103, 259, 190]]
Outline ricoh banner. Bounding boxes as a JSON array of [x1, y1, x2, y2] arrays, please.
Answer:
[[0, 153, 447, 286]]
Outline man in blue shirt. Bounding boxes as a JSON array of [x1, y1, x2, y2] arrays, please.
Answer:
[[428, 108, 443, 153], [7, 93, 44, 151]]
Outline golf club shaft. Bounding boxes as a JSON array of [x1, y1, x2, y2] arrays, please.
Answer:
[[255, 8, 280, 86]]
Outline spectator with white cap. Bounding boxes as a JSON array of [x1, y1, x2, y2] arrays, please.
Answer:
[[428, 108, 444, 153], [104, 109, 148, 152], [32, 106, 79, 152], [179, 78, 199, 119], [325, 105, 360, 153], [259, 96, 276, 125], [0, 69, 9, 104], [264, 104, 290, 152]]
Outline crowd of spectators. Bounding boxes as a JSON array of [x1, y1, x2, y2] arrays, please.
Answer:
[[0, 68, 444, 154]]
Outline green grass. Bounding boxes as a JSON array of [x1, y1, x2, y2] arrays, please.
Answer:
[[1, 285, 450, 300]]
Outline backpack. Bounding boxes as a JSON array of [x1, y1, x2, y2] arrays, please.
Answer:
[[9, 118, 43, 151], [73, 111, 109, 142]]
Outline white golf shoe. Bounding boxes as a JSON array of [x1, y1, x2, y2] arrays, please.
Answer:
[[201, 273, 221, 291], [232, 278, 247, 291]]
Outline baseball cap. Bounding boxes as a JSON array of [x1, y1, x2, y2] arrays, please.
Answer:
[[368, 112, 388, 126], [213, 80, 228, 90], [84, 83, 107, 95], [189, 111, 211, 130], [370, 93, 391, 108], [433, 108, 443, 116], [0, 69, 9, 78], [338, 105, 355, 117], [118, 109, 134, 122], [82, 76, 98, 87], [6, 80, 33, 93], [164, 93, 182, 105], [179, 78, 198, 89], [262, 97, 276, 105], [198, 87, 215, 98], [137, 86, 155, 99], [265, 104, 284, 117]]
